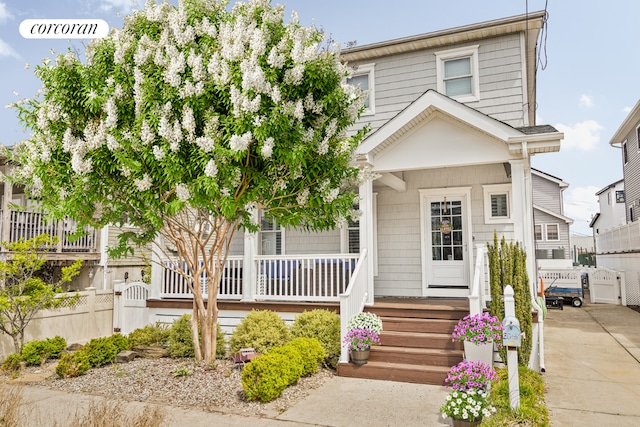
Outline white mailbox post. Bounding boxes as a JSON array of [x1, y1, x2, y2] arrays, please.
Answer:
[[503, 285, 520, 409]]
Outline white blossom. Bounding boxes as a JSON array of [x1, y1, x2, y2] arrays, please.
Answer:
[[229, 132, 252, 152], [134, 173, 152, 191], [107, 134, 120, 150], [71, 152, 92, 175], [284, 64, 305, 85], [296, 188, 309, 205], [195, 136, 215, 152], [293, 99, 304, 120], [204, 159, 218, 177], [141, 120, 155, 145], [105, 97, 118, 129], [152, 145, 166, 160], [181, 104, 196, 142], [261, 136, 274, 158], [176, 183, 190, 202]]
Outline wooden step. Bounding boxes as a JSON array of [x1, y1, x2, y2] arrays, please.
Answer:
[[366, 303, 468, 320], [337, 360, 451, 385], [380, 330, 462, 350], [369, 346, 463, 367], [381, 316, 457, 334]]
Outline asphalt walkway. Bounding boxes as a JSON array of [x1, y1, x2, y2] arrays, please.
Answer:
[[7, 302, 640, 426]]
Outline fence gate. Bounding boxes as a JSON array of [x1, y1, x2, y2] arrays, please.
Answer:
[[114, 281, 150, 336], [588, 268, 622, 305]]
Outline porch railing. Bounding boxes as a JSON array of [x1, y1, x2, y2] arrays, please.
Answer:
[[468, 244, 490, 315], [0, 209, 98, 253], [160, 253, 360, 302], [338, 249, 368, 363]]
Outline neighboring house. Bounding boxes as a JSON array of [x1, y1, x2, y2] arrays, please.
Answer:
[[592, 99, 640, 305], [531, 169, 573, 269], [590, 179, 626, 235], [0, 154, 147, 291]]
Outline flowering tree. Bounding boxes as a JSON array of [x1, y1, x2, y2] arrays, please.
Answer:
[[10, 0, 367, 364]]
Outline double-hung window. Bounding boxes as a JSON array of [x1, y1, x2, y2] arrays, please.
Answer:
[[260, 212, 283, 255], [346, 63, 375, 115], [435, 45, 480, 102]]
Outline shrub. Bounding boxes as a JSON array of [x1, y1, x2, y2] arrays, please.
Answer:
[[284, 337, 325, 376], [168, 314, 196, 358], [1, 353, 23, 373], [241, 352, 292, 402], [56, 351, 91, 378], [110, 333, 129, 353], [267, 345, 304, 382], [230, 310, 290, 354], [128, 323, 170, 349], [290, 309, 340, 368], [21, 336, 67, 366], [82, 335, 124, 368]]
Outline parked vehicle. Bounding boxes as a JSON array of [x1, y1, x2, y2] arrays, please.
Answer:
[[545, 285, 584, 308]]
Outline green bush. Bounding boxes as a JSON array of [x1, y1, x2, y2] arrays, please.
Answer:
[[216, 323, 226, 358], [290, 309, 340, 368], [1, 353, 23, 373], [284, 337, 325, 376], [267, 345, 304, 382], [56, 351, 91, 378], [230, 310, 290, 354], [241, 352, 293, 402], [21, 336, 67, 366], [168, 314, 196, 358], [127, 322, 170, 349], [82, 336, 121, 368]]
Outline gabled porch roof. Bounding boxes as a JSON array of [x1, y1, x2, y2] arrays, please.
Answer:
[[357, 90, 562, 172]]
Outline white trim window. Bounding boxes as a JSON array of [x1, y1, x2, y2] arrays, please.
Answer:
[[435, 45, 480, 102], [260, 212, 284, 255], [535, 224, 560, 241], [347, 63, 375, 115], [482, 184, 512, 224], [623, 140, 628, 164], [534, 224, 543, 241], [637, 124, 640, 151]]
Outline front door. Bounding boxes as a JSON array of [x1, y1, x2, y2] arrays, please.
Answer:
[[420, 188, 472, 297]]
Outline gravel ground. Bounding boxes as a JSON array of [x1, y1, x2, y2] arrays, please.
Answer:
[[2, 357, 334, 418]]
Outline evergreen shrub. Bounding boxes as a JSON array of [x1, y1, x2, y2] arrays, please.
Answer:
[[230, 310, 290, 354], [21, 336, 67, 366], [290, 309, 340, 368], [127, 322, 170, 349]]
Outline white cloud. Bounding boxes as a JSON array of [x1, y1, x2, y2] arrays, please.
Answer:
[[0, 2, 12, 24], [623, 106, 633, 114], [100, 0, 141, 13], [0, 38, 18, 58], [563, 185, 600, 229], [579, 94, 594, 108], [554, 120, 603, 151]]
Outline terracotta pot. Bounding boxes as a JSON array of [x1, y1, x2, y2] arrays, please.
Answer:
[[451, 418, 482, 427], [349, 349, 370, 365]]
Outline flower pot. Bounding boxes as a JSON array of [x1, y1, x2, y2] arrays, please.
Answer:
[[452, 419, 481, 427], [463, 341, 493, 366], [349, 349, 370, 365]]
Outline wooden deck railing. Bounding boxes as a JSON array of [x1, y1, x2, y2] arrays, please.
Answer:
[[338, 249, 368, 363], [0, 209, 98, 253]]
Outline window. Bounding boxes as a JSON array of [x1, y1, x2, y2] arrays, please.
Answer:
[[482, 184, 512, 224], [623, 140, 628, 164], [637, 125, 640, 151], [616, 190, 625, 203], [260, 213, 283, 255], [534, 225, 543, 241], [347, 217, 359, 254], [347, 63, 375, 115], [435, 45, 480, 102], [546, 224, 559, 241]]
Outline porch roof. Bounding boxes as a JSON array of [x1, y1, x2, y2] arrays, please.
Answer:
[[356, 90, 563, 169]]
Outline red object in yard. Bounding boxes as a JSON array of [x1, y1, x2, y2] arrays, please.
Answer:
[[232, 348, 260, 363]]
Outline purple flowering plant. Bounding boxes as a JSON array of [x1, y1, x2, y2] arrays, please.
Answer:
[[342, 327, 381, 351], [452, 312, 504, 346], [444, 360, 499, 392]]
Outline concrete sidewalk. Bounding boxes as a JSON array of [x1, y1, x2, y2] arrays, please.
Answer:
[[544, 303, 640, 426]]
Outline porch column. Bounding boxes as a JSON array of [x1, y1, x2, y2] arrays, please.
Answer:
[[359, 178, 374, 306], [509, 158, 536, 288], [1, 180, 12, 243], [242, 210, 258, 301]]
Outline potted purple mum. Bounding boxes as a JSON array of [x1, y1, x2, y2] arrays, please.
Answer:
[[452, 312, 503, 366], [342, 327, 381, 365]]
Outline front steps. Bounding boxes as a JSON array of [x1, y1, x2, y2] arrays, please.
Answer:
[[337, 300, 467, 385]]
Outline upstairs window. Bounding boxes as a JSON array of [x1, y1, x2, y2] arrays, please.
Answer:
[[546, 224, 559, 241], [347, 63, 375, 115], [534, 225, 543, 241], [436, 45, 480, 102], [623, 140, 628, 164], [637, 125, 640, 151], [616, 190, 625, 203]]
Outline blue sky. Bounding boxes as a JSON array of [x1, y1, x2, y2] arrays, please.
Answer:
[[0, 0, 637, 236]]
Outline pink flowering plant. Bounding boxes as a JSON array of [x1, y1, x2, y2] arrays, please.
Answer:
[[342, 327, 381, 351], [444, 360, 499, 392], [452, 312, 504, 346]]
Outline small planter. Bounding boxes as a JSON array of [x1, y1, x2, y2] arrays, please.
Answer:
[[349, 349, 370, 365], [463, 341, 493, 367]]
